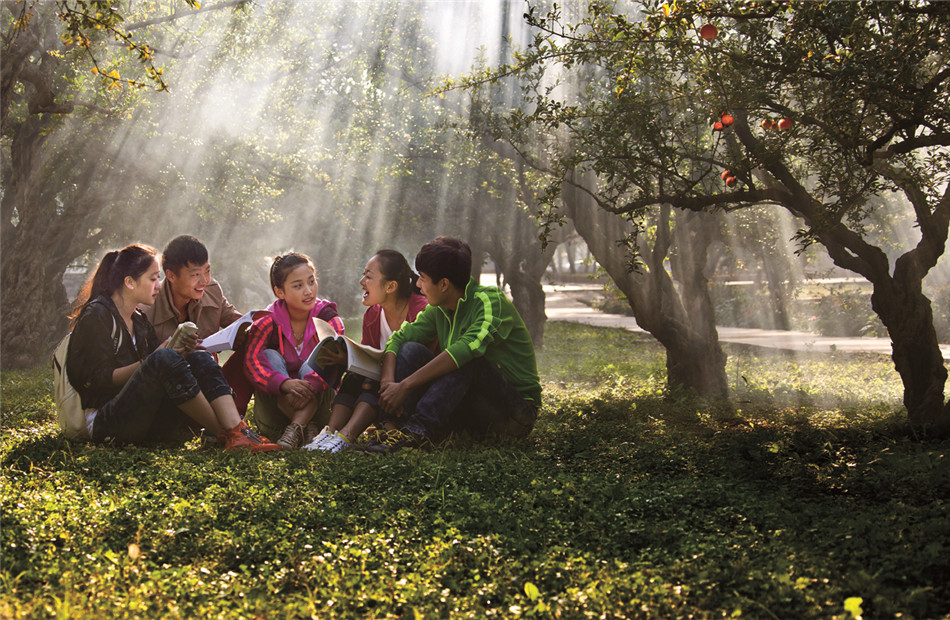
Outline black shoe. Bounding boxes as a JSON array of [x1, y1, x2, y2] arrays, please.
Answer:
[[363, 429, 431, 454]]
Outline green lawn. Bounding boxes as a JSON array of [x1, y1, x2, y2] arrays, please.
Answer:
[[2, 322, 948, 618]]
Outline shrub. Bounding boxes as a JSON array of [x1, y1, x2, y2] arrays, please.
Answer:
[[813, 289, 887, 338]]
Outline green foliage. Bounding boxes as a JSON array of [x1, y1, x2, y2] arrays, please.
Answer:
[[1, 366, 56, 428], [57, 0, 205, 91], [3, 322, 947, 617], [461, 0, 950, 423], [814, 289, 887, 339]]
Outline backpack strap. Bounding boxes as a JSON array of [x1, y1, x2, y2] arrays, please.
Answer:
[[110, 314, 124, 353]]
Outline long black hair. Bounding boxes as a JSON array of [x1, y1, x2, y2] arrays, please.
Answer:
[[71, 244, 158, 321], [373, 249, 418, 300]]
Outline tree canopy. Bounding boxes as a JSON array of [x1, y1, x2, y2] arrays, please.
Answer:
[[467, 0, 950, 427]]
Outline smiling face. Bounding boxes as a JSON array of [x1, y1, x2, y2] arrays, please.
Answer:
[[275, 263, 318, 313], [166, 261, 212, 304], [359, 256, 396, 307], [129, 258, 163, 306]]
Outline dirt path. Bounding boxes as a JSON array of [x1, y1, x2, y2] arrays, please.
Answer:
[[543, 284, 950, 362]]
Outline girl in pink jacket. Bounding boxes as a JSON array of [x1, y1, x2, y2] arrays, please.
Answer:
[[244, 252, 344, 450]]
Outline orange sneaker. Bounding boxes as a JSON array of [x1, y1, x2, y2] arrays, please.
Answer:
[[223, 420, 280, 452]]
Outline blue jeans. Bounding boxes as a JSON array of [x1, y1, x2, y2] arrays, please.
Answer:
[[331, 372, 381, 411], [387, 342, 538, 441], [262, 348, 317, 380], [92, 349, 233, 444]]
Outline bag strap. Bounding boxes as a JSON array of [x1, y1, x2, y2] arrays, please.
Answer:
[[52, 309, 125, 379], [110, 314, 124, 353]]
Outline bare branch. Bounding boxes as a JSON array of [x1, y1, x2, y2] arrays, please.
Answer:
[[124, 0, 251, 31]]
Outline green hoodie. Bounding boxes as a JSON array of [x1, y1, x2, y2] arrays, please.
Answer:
[[385, 277, 542, 406]]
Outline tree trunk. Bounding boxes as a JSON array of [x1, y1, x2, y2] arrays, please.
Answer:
[[733, 115, 950, 430], [505, 268, 548, 348], [562, 172, 729, 400], [871, 280, 950, 431], [1, 232, 72, 368], [2, 115, 111, 368], [487, 206, 557, 349], [759, 258, 793, 331]]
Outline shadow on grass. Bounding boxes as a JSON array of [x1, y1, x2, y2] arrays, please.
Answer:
[[3, 370, 949, 618]]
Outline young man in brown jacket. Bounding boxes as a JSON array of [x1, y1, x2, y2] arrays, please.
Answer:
[[145, 235, 244, 344], [144, 235, 260, 418]]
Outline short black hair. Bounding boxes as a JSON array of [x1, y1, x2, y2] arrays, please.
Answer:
[[414, 237, 471, 290], [161, 235, 209, 274]]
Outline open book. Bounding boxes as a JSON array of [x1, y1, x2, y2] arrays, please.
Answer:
[[306, 318, 384, 381], [200, 310, 269, 354]]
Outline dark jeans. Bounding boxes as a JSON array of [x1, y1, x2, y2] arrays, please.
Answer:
[[92, 349, 232, 444], [386, 342, 537, 441], [332, 372, 381, 410]]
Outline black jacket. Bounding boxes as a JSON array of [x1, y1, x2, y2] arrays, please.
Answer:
[[66, 294, 159, 410]]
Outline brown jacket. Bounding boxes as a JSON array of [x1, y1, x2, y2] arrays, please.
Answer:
[[144, 279, 243, 342]]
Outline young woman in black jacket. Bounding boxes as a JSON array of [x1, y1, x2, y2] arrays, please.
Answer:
[[66, 243, 278, 451]]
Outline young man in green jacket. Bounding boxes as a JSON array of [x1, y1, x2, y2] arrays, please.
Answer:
[[376, 237, 541, 452]]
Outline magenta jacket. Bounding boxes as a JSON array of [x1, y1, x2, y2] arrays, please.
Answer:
[[244, 298, 344, 395]]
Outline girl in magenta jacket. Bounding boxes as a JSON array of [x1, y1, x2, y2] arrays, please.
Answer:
[[305, 249, 428, 452], [244, 252, 344, 450]]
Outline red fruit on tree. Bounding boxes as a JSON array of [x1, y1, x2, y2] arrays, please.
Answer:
[[725, 176, 737, 187], [713, 121, 724, 131], [721, 114, 734, 127], [721, 169, 731, 180], [778, 117, 793, 130], [700, 23, 718, 41], [761, 119, 771, 130]]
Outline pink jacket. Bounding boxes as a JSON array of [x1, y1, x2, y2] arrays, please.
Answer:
[[244, 298, 344, 395]]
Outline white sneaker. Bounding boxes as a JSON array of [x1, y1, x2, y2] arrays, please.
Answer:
[[302, 426, 333, 451], [315, 432, 351, 453]]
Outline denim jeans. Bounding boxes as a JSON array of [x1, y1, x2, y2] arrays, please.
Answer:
[[92, 349, 233, 444], [389, 342, 538, 441], [331, 372, 381, 410], [251, 349, 332, 440]]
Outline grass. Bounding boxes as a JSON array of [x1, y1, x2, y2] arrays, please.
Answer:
[[2, 321, 949, 618]]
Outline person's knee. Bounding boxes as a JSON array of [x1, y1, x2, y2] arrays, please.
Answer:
[[184, 350, 218, 376], [145, 347, 184, 371], [186, 350, 215, 366], [398, 341, 430, 358], [262, 349, 289, 374], [395, 342, 433, 379]]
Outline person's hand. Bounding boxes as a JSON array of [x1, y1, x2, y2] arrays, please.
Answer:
[[232, 323, 251, 350], [378, 380, 410, 417], [175, 331, 199, 356], [163, 332, 198, 356], [317, 347, 347, 368], [280, 379, 316, 409]]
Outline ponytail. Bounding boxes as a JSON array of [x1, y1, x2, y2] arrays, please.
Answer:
[[270, 252, 315, 291], [70, 245, 157, 322], [373, 249, 417, 301], [89, 251, 121, 302]]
